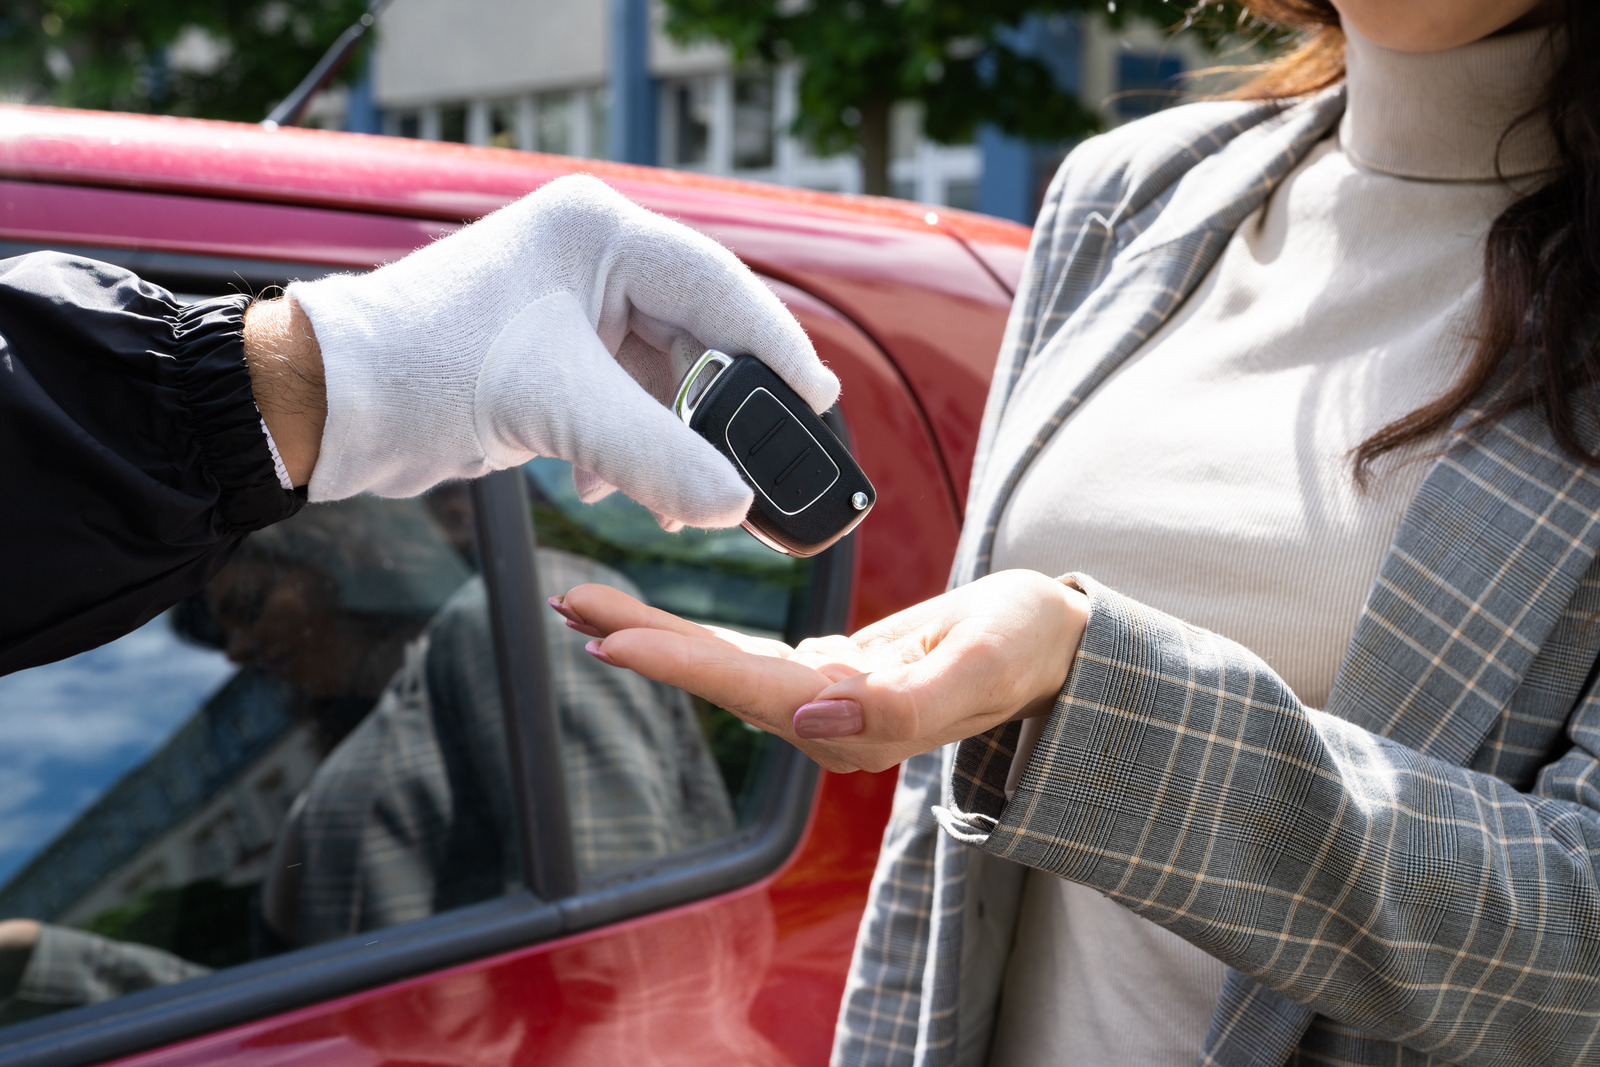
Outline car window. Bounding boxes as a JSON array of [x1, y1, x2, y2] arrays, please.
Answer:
[[522, 456, 811, 879], [0, 249, 839, 1058], [0, 485, 516, 1027]]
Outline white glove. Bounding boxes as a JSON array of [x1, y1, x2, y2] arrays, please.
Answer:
[[288, 173, 838, 528]]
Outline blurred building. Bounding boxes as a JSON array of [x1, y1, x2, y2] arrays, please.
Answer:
[[0, 668, 317, 926], [330, 0, 1203, 223]]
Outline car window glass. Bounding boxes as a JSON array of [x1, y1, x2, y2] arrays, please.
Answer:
[[0, 485, 517, 1028], [523, 457, 811, 879]]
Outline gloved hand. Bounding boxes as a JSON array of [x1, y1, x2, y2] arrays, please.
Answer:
[[288, 173, 837, 528]]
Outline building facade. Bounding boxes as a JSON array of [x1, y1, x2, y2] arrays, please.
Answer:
[[337, 0, 1205, 222]]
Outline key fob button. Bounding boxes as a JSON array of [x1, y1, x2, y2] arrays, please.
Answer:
[[726, 390, 840, 514]]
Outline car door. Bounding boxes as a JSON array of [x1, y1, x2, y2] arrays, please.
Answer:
[[0, 178, 962, 1066]]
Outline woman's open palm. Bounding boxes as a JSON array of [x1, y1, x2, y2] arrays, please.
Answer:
[[553, 570, 1088, 773]]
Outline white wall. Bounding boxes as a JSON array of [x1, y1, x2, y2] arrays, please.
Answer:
[[374, 0, 727, 108], [374, 0, 608, 106]]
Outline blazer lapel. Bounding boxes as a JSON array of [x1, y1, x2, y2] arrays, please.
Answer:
[[1202, 382, 1600, 1067], [947, 90, 1345, 1067], [1326, 392, 1600, 764], [957, 89, 1346, 584]]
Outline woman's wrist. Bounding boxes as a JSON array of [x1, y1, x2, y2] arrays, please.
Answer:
[[1016, 575, 1090, 719]]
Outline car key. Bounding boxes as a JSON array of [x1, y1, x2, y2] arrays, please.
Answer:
[[674, 349, 875, 557]]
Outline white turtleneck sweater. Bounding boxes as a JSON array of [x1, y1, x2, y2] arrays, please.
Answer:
[[985, 25, 1561, 1067]]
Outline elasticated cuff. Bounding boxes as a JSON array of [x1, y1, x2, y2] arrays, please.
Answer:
[[172, 294, 307, 531]]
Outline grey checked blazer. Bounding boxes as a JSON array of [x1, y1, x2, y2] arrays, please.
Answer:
[[833, 87, 1600, 1067]]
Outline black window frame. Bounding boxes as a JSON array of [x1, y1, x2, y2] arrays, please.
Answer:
[[0, 241, 851, 1067]]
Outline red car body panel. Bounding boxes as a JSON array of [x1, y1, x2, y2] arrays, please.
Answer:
[[110, 769, 897, 1067], [0, 105, 1030, 1065]]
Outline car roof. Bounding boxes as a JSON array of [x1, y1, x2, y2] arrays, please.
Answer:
[[0, 105, 1026, 252]]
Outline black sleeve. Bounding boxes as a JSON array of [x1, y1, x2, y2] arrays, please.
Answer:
[[0, 252, 306, 675]]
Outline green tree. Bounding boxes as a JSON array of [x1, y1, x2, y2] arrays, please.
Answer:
[[662, 0, 1248, 196], [0, 0, 368, 122]]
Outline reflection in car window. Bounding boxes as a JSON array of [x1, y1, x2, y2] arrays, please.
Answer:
[[0, 488, 508, 1025], [524, 457, 813, 842]]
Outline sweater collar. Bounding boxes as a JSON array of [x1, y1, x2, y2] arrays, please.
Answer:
[[1339, 24, 1562, 181]]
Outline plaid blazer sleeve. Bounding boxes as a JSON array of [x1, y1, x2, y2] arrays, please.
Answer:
[[938, 574, 1600, 1067], [7, 924, 209, 1013]]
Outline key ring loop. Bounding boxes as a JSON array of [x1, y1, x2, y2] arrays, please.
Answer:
[[673, 349, 735, 426]]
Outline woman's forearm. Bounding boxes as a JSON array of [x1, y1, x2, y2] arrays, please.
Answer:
[[944, 576, 1600, 1064]]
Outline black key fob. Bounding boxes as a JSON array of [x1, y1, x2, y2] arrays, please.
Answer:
[[674, 350, 875, 557]]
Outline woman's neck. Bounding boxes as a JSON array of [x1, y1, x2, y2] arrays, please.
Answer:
[[1340, 24, 1562, 181]]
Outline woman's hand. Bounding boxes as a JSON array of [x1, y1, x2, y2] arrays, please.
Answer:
[[552, 570, 1090, 773]]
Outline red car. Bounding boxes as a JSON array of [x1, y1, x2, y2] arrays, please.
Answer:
[[0, 107, 1026, 1067]]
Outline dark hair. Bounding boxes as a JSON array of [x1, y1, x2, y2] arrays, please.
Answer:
[[1234, 2, 1600, 482]]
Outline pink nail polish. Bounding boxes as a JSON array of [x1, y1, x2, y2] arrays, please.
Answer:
[[793, 699, 863, 740], [548, 596, 587, 627], [585, 639, 617, 666]]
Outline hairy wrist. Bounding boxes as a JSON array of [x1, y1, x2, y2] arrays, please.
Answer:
[[244, 295, 326, 488]]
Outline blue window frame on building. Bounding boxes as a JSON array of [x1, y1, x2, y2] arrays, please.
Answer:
[[1116, 52, 1184, 120]]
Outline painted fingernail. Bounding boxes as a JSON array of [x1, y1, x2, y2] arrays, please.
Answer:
[[551, 597, 602, 637], [793, 699, 863, 740], [548, 596, 585, 626], [585, 639, 617, 666]]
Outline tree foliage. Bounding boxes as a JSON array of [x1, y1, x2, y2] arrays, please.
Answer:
[[0, 0, 369, 122], [663, 0, 1255, 193]]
